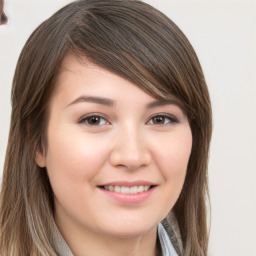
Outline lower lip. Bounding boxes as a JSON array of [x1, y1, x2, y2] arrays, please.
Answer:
[[99, 186, 157, 204]]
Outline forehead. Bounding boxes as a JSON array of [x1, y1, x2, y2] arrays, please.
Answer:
[[53, 54, 184, 109]]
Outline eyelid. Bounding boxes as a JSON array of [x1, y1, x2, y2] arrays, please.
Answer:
[[78, 113, 111, 125], [77, 112, 179, 126], [146, 113, 179, 125]]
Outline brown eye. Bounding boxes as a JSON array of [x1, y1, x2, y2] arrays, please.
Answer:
[[87, 116, 101, 125], [152, 116, 165, 125], [148, 114, 179, 126], [79, 115, 108, 126]]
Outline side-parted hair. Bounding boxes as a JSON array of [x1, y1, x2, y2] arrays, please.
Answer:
[[0, 0, 212, 255]]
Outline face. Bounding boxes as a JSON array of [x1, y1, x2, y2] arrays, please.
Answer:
[[36, 55, 192, 240]]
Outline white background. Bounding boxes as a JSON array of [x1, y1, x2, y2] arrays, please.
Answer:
[[0, 0, 255, 255]]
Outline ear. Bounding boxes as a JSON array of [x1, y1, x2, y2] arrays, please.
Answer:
[[35, 149, 46, 168]]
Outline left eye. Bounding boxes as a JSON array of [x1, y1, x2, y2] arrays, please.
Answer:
[[147, 115, 178, 125], [79, 115, 108, 126]]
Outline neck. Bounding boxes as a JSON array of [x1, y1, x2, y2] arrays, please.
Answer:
[[56, 219, 158, 256]]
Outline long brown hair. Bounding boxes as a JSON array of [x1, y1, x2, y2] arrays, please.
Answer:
[[0, 1, 212, 255]]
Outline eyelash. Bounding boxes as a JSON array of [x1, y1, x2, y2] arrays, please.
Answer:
[[78, 113, 179, 127], [78, 113, 109, 126], [147, 113, 179, 126]]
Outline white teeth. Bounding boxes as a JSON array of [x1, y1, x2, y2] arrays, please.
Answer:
[[130, 186, 138, 193], [103, 185, 151, 194], [138, 185, 144, 193], [121, 186, 130, 193]]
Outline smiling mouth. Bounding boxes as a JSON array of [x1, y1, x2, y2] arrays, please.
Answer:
[[99, 185, 155, 194]]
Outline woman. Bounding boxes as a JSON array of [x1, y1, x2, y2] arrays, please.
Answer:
[[0, 0, 212, 255]]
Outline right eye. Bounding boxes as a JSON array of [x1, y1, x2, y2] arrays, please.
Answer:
[[78, 115, 109, 126], [147, 114, 179, 126]]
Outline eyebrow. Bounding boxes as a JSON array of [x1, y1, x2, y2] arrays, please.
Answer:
[[67, 95, 181, 109], [67, 96, 115, 107], [146, 99, 181, 109]]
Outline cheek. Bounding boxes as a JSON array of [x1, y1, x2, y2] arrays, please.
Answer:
[[152, 127, 192, 186], [44, 126, 110, 190]]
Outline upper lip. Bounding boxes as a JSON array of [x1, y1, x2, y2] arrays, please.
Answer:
[[98, 180, 157, 187]]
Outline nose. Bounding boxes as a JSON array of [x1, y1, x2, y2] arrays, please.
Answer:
[[109, 125, 152, 171]]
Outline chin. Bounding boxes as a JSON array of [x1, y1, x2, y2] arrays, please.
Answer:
[[97, 218, 159, 239]]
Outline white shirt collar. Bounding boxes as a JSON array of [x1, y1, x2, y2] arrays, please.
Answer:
[[158, 222, 178, 256]]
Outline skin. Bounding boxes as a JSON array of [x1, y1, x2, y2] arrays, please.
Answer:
[[36, 54, 192, 256]]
